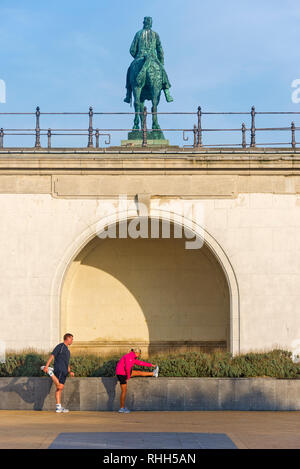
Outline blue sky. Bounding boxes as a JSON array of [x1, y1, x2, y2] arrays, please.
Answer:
[[1, 0, 300, 147]]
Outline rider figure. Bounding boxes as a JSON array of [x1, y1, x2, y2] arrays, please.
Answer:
[[124, 17, 173, 103]]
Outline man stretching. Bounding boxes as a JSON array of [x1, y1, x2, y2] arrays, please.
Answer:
[[41, 333, 74, 413]]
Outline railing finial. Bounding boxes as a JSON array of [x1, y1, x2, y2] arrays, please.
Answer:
[[197, 106, 202, 147], [291, 121, 296, 149], [250, 105, 256, 148], [87, 106, 94, 148], [35, 105, 41, 148], [242, 122, 246, 148]]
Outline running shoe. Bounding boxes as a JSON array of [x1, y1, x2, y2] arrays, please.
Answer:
[[56, 407, 69, 413], [41, 366, 54, 377], [153, 365, 159, 378], [118, 407, 130, 413]]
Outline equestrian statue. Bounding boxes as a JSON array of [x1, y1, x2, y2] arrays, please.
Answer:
[[124, 17, 173, 136]]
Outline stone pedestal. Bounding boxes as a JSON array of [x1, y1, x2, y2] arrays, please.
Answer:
[[121, 129, 169, 147]]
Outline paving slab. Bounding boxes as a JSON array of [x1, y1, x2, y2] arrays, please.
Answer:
[[0, 410, 299, 449], [48, 431, 237, 449]]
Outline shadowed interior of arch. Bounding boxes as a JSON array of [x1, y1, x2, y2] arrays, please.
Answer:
[[61, 219, 230, 356]]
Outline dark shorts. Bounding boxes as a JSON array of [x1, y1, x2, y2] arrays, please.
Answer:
[[54, 368, 68, 385], [116, 370, 132, 385]]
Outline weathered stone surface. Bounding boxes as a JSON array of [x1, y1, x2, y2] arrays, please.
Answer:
[[121, 139, 170, 147], [0, 377, 299, 411], [0, 148, 300, 356]]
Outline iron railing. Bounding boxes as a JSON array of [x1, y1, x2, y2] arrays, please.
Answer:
[[0, 106, 299, 149]]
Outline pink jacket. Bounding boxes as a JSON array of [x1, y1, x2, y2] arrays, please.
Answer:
[[115, 351, 153, 381]]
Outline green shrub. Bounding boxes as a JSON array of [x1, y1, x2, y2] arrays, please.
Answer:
[[0, 349, 299, 378], [0, 353, 46, 377], [92, 359, 119, 377]]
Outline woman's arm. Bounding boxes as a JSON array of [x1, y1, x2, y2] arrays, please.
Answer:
[[125, 362, 132, 381], [134, 359, 156, 368]]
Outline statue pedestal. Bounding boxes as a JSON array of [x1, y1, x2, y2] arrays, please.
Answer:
[[121, 130, 169, 147], [121, 139, 170, 147]]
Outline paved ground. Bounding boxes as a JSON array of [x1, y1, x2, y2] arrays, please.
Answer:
[[49, 432, 237, 449], [0, 410, 299, 449]]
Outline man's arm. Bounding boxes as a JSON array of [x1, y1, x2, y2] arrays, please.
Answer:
[[130, 32, 139, 58], [43, 354, 54, 373], [156, 33, 164, 65], [68, 364, 74, 377], [44, 344, 60, 373]]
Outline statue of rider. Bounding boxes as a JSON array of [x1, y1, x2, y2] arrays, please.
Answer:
[[124, 16, 173, 103]]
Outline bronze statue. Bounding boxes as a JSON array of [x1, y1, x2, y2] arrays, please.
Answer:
[[124, 17, 173, 132]]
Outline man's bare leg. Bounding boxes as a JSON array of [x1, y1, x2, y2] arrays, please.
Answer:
[[49, 373, 59, 387], [55, 383, 64, 405], [46, 373, 64, 405]]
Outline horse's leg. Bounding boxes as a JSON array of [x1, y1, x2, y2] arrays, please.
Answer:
[[140, 99, 145, 130], [132, 86, 141, 130], [152, 91, 161, 130]]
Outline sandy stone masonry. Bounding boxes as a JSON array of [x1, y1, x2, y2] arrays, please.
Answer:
[[0, 147, 300, 356], [0, 148, 300, 197]]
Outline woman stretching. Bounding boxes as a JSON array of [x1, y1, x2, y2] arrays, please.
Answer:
[[115, 348, 159, 413]]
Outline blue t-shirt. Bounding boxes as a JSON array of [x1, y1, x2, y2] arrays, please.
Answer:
[[51, 343, 70, 375]]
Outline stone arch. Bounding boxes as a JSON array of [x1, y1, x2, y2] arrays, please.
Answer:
[[50, 208, 240, 355]]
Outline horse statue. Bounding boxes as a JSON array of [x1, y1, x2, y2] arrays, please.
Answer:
[[124, 17, 173, 133]]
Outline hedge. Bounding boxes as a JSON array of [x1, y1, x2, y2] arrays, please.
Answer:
[[0, 349, 299, 378]]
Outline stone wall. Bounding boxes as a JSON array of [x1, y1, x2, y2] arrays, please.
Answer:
[[0, 377, 299, 411], [0, 148, 300, 356]]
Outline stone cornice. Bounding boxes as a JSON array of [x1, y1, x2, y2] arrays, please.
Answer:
[[0, 148, 300, 174]]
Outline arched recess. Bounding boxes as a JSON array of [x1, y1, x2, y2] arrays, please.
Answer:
[[50, 208, 240, 356]]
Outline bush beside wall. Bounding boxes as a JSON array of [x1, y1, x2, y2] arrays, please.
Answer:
[[0, 349, 299, 378]]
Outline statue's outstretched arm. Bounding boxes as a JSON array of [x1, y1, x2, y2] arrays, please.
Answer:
[[130, 32, 139, 58], [156, 33, 164, 65]]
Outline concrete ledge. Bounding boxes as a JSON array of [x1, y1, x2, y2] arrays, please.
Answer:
[[0, 377, 299, 411]]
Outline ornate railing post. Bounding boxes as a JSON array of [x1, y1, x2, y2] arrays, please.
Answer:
[[193, 124, 197, 148], [35, 106, 41, 148], [47, 129, 51, 148], [197, 106, 202, 147], [95, 128, 99, 148], [142, 106, 147, 147], [291, 121, 296, 149], [242, 122, 246, 148], [0, 128, 3, 148], [87, 106, 94, 148], [250, 105, 256, 147]]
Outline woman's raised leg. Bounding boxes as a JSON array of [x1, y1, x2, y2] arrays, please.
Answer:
[[131, 370, 154, 377]]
